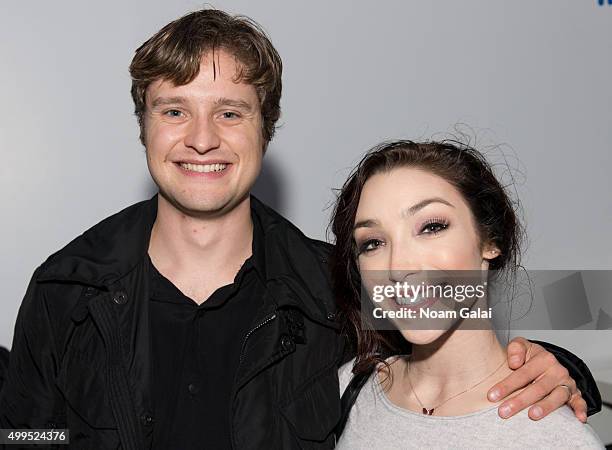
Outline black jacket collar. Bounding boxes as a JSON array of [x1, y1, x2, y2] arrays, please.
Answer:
[[37, 194, 336, 323]]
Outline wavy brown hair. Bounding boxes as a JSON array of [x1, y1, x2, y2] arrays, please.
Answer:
[[129, 8, 282, 147], [330, 140, 525, 376]]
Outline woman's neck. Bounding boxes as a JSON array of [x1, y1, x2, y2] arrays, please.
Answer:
[[383, 328, 512, 416]]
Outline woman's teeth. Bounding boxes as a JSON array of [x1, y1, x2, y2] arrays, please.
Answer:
[[395, 295, 427, 306], [180, 163, 227, 173]]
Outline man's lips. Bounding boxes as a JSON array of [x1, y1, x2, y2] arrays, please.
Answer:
[[174, 160, 233, 175]]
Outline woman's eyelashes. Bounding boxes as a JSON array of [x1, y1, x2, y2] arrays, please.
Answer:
[[356, 238, 385, 255], [355, 217, 450, 254], [417, 217, 450, 235]]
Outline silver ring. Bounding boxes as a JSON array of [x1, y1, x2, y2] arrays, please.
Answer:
[[558, 384, 572, 403]]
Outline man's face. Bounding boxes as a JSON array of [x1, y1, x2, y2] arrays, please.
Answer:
[[143, 50, 264, 217]]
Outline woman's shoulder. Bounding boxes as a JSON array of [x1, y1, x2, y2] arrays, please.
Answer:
[[500, 406, 604, 448], [338, 356, 402, 396], [338, 358, 357, 395]]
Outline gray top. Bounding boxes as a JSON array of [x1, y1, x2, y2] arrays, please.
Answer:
[[336, 359, 604, 449]]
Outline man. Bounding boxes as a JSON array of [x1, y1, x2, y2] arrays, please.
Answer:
[[0, 9, 601, 450]]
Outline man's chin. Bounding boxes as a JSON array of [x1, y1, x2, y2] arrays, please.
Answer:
[[161, 191, 248, 218]]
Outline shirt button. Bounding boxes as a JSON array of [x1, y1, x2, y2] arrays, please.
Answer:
[[280, 335, 295, 352], [188, 383, 200, 395], [140, 413, 154, 426], [112, 290, 128, 305]]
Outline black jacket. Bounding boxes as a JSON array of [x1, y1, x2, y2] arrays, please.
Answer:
[[0, 196, 601, 450], [0, 196, 342, 449]]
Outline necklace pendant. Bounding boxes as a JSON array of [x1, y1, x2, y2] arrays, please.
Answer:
[[422, 408, 434, 415]]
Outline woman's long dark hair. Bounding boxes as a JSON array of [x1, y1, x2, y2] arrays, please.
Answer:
[[329, 140, 525, 376]]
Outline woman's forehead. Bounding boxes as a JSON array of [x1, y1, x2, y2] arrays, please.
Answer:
[[357, 167, 467, 216]]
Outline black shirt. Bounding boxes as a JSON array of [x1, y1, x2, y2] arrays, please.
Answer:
[[149, 220, 266, 450]]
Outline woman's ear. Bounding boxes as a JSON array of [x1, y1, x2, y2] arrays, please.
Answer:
[[480, 245, 499, 271], [481, 243, 501, 261]]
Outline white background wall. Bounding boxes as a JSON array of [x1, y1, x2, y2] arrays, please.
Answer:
[[1, 0, 611, 440]]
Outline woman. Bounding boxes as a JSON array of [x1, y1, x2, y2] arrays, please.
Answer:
[[331, 141, 603, 448]]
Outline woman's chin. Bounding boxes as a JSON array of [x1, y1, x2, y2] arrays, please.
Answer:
[[399, 328, 447, 345]]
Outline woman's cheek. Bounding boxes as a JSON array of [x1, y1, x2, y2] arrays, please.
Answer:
[[421, 240, 480, 270], [359, 248, 389, 271]]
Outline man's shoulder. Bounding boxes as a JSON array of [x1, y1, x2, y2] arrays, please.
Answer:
[[250, 195, 334, 258], [37, 197, 157, 284]]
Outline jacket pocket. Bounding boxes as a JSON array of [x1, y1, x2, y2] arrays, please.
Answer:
[[279, 364, 340, 444]]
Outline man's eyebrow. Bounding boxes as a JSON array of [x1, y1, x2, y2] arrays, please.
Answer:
[[150, 96, 187, 108], [402, 197, 455, 217], [214, 97, 254, 111]]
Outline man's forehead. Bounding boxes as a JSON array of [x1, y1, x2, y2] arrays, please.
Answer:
[[146, 80, 257, 108], [145, 54, 256, 104]]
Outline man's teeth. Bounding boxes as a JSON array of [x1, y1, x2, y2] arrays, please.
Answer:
[[180, 163, 227, 173]]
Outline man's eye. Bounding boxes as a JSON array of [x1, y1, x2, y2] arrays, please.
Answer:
[[221, 111, 240, 119], [163, 109, 183, 118], [358, 239, 384, 254], [420, 221, 449, 235]]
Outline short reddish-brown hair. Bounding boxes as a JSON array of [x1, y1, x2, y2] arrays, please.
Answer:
[[129, 9, 282, 147]]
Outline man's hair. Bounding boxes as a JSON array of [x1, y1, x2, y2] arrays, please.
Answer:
[[129, 9, 282, 147]]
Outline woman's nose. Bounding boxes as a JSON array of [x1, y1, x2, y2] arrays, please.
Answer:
[[388, 244, 421, 282]]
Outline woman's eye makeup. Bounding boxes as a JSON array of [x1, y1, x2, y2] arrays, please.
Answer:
[[418, 217, 450, 235], [356, 238, 384, 255]]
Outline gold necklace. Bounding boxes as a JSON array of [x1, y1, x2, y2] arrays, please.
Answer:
[[404, 357, 506, 415]]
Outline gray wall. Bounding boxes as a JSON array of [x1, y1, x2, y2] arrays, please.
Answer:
[[1, 0, 611, 435]]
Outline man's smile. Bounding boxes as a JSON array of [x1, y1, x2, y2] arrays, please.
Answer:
[[173, 159, 233, 178]]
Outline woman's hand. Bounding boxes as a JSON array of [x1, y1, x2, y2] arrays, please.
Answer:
[[487, 337, 588, 422]]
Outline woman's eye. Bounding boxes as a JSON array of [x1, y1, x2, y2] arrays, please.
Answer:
[[358, 239, 384, 254], [420, 221, 449, 235]]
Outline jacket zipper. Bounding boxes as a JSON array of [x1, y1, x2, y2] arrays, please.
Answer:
[[229, 312, 277, 450], [238, 312, 277, 365]]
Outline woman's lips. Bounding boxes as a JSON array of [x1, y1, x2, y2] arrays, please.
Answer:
[[391, 295, 437, 312]]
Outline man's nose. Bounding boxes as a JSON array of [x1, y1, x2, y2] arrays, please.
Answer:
[[184, 116, 221, 153]]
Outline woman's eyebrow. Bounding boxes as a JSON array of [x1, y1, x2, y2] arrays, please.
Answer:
[[353, 198, 454, 231], [353, 219, 379, 231], [401, 197, 455, 217]]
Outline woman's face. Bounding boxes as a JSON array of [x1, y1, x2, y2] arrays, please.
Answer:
[[353, 166, 499, 344]]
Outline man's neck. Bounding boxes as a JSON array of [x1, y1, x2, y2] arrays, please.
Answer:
[[147, 194, 254, 303]]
